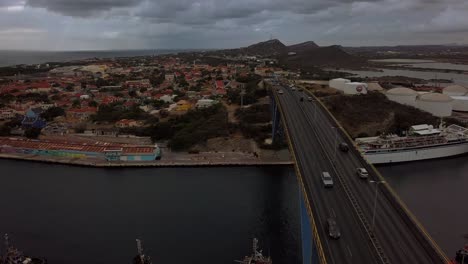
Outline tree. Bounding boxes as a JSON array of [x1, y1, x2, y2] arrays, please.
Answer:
[[88, 100, 98, 107], [65, 84, 74, 91], [41, 106, 65, 121], [128, 90, 137, 97], [24, 127, 41, 139], [72, 99, 81, 108], [0, 125, 10, 136]]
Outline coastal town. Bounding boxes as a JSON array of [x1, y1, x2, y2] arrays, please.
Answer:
[[1, 39, 468, 166], [0, 49, 294, 166]]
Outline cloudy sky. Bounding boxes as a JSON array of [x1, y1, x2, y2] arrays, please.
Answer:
[[1, 0, 468, 50]]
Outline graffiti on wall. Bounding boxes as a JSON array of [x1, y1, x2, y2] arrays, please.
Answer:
[[0, 145, 87, 159]]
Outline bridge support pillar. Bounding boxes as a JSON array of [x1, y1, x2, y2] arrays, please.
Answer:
[[300, 190, 319, 264], [270, 95, 284, 144]]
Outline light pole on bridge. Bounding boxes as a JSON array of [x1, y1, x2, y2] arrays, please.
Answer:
[[332, 126, 338, 164], [370, 180, 386, 232]]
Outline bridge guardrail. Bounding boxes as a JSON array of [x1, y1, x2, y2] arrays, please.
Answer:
[[295, 93, 389, 264], [304, 88, 450, 264], [272, 89, 328, 264]]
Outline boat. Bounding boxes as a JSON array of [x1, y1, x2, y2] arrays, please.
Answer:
[[1, 234, 47, 264], [235, 238, 272, 264], [133, 239, 152, 264], [356, 123, 468, 164], [452, 244, 468, 264]]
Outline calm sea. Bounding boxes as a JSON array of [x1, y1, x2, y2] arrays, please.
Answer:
[[0, 50, 189, 67], [0, 162, 301, 264]]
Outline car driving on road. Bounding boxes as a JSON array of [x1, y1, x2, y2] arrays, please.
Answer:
[[339, 142, 349, 152], [327, 218, 341, 239], [321, 172, 334, 187], [356, 168, 369, 179]]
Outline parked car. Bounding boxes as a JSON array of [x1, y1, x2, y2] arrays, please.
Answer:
[[278, 90, 284, 94], [356, 168, 369, 179], [308, 97, 313, 101], [321, 172, 334, 187], [339, 142, 349, 152], [300, 97, 304, 102], [327, 218, 341, 239]]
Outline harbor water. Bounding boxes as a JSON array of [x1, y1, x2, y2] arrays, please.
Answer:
[[0, 161, 301, 264], [0, 157, 466, 262]]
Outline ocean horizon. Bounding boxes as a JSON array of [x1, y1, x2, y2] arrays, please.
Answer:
[[0, 49, 201, 67]]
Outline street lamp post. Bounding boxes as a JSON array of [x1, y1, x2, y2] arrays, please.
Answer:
[[332, 127, 338, 163], [370, 180, 386, 232]]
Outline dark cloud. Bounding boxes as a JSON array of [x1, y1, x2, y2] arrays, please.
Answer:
[[1, 0, 468, 50], [26, 0, 143, 16]]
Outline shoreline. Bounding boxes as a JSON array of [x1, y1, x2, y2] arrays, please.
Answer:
[[0, 153, 293, 168]]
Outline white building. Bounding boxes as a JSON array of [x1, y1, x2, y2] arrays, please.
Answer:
[[0, 109, 15, 120], [329, 78, 350, 91], [443, 85, 468, 96], [385, 87, 418, 107], [196, 99, 216, 108], [343, 82, 368, 95], [450, 96, 468, 112], [160, 95, 175, 103], [416, 93, 453, 117]]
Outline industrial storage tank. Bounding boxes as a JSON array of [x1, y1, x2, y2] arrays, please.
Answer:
[[329, 78, 350, 91], [343, 82, 368, 95], [416, 93, 453, 117], [385, 87, 417, 107], [450, 96, 468, 112], [442, 85, 468, 96]]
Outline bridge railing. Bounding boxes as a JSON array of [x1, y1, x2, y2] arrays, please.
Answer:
[[271, 89, 328, 264], [304, 89, 450, 264]]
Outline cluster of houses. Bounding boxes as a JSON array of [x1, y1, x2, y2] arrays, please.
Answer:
[[0, 55, 286, 137]]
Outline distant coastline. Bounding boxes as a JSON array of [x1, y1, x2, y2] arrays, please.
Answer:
[[0, 49, 199, 67]]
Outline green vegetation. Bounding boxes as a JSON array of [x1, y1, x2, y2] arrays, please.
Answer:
[[24, 127, 41, 139], [0, 125, 11, 136], [145, 104, 229, 150], [323, 92, 438, 137], [228, 74, 265, 105], [235, 104, 271, 123], [91, 103, 150, 122], [41, 107, 65, 121]]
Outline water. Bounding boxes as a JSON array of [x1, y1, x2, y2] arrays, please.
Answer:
[[371, 59, 468, 72], [0, 157, 465, 262], [0, 50, 188, 67], [342, 68, 468, 86], [378, 155, 468, 257], [370, 59, 435, 63], [0, 161, 301, 264]]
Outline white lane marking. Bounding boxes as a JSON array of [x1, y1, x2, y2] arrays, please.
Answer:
[[347, 245, 353, 258], [325, 238, 337, 264]]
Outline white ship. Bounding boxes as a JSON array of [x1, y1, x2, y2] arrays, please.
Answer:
[[356, 124, 468, 164]]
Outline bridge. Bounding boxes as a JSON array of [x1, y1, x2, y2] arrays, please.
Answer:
[[268, 80, 450, 264]]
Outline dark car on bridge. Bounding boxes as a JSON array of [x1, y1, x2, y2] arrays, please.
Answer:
[[339, 142, 349, 152], [327, 218, 341, 239]]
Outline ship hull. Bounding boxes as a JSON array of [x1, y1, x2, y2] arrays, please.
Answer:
[[362, 141, 468, 164]]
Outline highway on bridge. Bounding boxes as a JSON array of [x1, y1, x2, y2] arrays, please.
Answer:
[[274, 84, 448, 264]]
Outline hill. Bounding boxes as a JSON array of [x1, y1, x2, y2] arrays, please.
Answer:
[[281, 45, 366, 69], [287, 41, 319, 53], [240, 39, 287, 57]]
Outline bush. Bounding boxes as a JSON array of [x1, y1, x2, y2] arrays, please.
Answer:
[[24, 127, 41, 139], [41, 107, 65, 121]]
